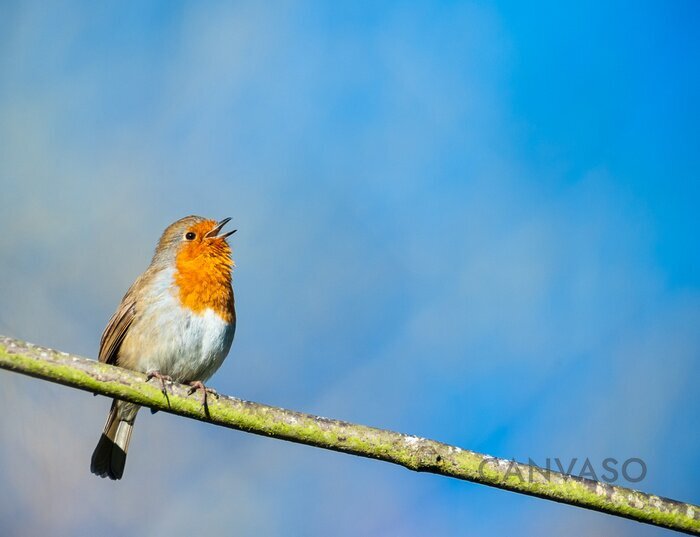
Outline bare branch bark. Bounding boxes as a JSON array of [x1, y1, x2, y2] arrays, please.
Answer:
[[0, 335, 698, 535]]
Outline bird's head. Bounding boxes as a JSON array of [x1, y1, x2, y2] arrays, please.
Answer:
[[153, 215, 236, 276]]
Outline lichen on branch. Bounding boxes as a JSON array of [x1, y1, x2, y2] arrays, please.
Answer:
[[0, 335, 698, 535]]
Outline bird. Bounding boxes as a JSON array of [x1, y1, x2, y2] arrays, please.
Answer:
[[90, 215, 237, 480]]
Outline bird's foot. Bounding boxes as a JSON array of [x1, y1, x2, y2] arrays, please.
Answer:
[[187, 380, 219, 411], [146, 370, 173, 397]]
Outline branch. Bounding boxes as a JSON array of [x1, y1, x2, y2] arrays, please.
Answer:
[[1, 335, 698, 535]]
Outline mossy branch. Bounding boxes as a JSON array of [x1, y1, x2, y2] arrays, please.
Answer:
[[0, 335, 698, 535]]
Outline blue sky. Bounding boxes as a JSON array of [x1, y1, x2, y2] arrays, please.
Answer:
[[0, 2, 698, 536]]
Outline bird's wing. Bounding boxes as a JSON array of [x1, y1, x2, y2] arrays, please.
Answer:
[[98, 296, 136, 365]]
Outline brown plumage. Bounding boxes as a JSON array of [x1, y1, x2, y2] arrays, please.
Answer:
[[91, 215, 236, 480]]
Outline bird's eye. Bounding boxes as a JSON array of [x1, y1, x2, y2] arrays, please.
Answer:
[[185, 232, 196, 241]]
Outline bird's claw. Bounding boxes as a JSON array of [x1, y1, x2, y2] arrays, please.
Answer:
[[187, 380, 218, 412], [146, 370, 173, 396]]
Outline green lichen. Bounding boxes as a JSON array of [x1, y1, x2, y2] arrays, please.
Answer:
[[1, 336, 699, 535]]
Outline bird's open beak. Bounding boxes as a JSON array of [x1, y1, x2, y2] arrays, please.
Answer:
[[205, 217, 237, 239]]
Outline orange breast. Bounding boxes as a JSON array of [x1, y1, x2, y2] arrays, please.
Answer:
[[174, 228, 235, 323]]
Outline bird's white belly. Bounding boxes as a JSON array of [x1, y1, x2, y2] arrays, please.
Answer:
[[121, 273, 235, 383]]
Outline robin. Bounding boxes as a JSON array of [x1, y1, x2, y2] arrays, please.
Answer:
[[90, 215, 237, 480]]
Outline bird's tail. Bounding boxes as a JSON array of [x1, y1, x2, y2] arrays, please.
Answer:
[[90, 400, 140, 480]]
